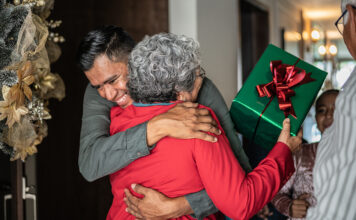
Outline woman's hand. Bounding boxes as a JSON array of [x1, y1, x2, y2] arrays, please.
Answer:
[[124, 184, 193, 220], [289, 194, 310, 218], [146, 102, 221, 146], [277, 118, 303, 153]]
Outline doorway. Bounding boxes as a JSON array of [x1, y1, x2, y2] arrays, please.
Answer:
[[240, 0, 269, 83]]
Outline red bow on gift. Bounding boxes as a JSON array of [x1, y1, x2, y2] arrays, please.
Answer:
[[256, 60, 315, 118]]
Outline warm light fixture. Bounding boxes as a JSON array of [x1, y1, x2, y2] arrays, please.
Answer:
[[304, 9, 340, 20], [318, 45, 327, 55], [284, 31, 302, 42], [318, 44, 338, 56], [329, 44, 338, 56], [311, 29, 321, 42]]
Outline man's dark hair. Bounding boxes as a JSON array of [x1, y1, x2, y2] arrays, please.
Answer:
[[76, 25, 136, 71]]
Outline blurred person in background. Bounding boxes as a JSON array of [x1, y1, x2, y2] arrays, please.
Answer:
[[272, 90, 339, 220]]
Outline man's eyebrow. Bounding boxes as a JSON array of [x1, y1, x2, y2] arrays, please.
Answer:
[[90, 75, 119, 89], [103, 75, 119, 84]]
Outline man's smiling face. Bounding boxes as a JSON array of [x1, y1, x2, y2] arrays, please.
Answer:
[[85, 54, 133, 108]]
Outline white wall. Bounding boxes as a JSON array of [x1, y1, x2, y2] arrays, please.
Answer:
[[168, 0, 300, 106], [169, 0, 239, 106], [169, 0, 198, 40], [253, 0, 300, 46], [197, 0, 239, 106]]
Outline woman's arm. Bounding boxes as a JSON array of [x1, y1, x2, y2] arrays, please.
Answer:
[[193, 115, 297, 219], [198, 78, 252, 172]]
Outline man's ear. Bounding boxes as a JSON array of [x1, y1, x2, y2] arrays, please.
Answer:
[[347, 4, 356, 33]]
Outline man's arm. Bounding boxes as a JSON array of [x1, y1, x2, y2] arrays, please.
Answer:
[[79, 84, 220, 182], [198, 78, 252, 172], [79, 84, 151, 181]]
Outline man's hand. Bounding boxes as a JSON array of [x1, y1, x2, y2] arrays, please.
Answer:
[[289, 194, 310, 218], [277, 118, 303, 153], [146, 102, 221, 146], [124, 184, 193, 220]]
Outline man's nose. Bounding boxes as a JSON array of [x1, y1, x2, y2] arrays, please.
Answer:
[[103, 85, 116, 101], [326, 109, 334, 118]]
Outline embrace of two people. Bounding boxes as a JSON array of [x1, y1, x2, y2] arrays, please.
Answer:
[[77, 0, 356, 218], [77, 27, 301, 220]]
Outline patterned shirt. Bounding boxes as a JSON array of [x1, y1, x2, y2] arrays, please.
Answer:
[[272, 143, 318, 220], [306, 67, 356, 220]]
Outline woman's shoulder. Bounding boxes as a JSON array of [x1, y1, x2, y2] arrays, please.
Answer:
[[197, 104, 223, 130]]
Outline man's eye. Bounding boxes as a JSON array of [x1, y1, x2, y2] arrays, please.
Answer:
[[317, 108, 326, 114], [109, 76, 119, 84], [109, 79, 117, 84], [91, 84, 101, 90]]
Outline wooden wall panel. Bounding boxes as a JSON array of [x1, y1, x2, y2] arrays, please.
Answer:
[[36, 1, 168, 220]]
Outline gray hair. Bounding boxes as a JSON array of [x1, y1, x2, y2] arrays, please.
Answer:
[[342, 0, 356, 23], [128, 33, 201, 103]]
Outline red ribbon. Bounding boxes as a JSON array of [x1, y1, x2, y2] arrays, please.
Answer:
[[256, 60, 315, 119]]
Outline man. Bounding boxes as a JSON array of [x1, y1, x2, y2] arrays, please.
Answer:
[[77, 25, 252, 219], [306, 0, 356, 219]]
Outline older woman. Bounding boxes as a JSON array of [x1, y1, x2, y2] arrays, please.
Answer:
[[107, 33, 298, 220]]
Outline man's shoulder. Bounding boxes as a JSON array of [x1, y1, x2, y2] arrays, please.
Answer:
[[199, 77, 216, 95]]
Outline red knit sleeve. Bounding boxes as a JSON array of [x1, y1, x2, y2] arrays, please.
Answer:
[[193, 131, 294, 220]]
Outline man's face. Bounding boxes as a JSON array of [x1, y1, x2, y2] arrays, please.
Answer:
[[84, 55, 133, 108], [343, 5, 356, 60]]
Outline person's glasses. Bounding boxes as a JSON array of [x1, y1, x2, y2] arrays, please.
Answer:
[[335, 6, 356, 34], [197, 67, 206, 79]]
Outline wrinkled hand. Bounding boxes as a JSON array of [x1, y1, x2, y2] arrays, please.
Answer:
[[289, 194, 310, 218], [124, 184, 192, 220], [257, 205, 273, 220], [147, 102, 221, 146], [277, 118, 303, 153]]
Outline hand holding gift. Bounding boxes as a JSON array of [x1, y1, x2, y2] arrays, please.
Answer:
[[277, 118, 302, 153]]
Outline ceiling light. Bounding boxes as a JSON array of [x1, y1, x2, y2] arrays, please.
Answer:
[[318, 45, 327, 55], [311, 29, 321, 42], [329, 44, 338, 56]]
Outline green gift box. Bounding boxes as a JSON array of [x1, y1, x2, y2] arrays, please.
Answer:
[[230, 44, 327, 150]]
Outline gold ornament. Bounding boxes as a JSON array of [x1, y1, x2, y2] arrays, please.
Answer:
[[2, 117, 38, 161], [1, 0, 65, 160], [0, 86, 28, 128], [34, 71, 65, 101], [8, 61, 35, 108], [28, 96, 51, 122]]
